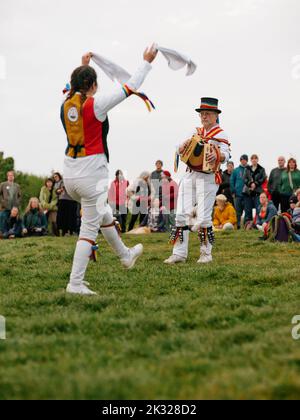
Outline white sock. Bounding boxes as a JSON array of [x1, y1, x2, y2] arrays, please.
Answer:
[[70, 240, 92, 286], [173, 229, 189, 259], [101, 226, 129, 259], [200, 242, 212, 256]]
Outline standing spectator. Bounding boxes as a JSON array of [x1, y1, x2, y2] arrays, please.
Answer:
[[150, 160, 163, 200], [213, 194, 237, 231], [262, 178, 272, 200], [161, 170, 179, 231], [54, 172, 78, 236], [243, 154, 267, 225], [268, 156, 286, 210], [39, 178, 59, 236], [230, 155, 249, 229], [256, 192, 278, 232], [0, 170, 22, 232], [23, 197, 48, 236], [1, 207, 24, 239], [279, 158, 300, 212], [108, 170, 129, 233], [217, 161, 234, 204], [128, 172, 151, 231]]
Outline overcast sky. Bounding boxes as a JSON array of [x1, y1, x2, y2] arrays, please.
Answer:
[[1, 0, 300, 183]]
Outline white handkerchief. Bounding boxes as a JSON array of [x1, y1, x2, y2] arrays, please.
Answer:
[[91, 46, 197, 84], [91, 53, 131, 84], [156, 45, 197, 76]]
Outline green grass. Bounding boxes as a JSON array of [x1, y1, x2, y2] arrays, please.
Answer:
[[0, 231, 300, 400]]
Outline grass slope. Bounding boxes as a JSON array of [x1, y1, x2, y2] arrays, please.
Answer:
[[0, 231, 300, 400]]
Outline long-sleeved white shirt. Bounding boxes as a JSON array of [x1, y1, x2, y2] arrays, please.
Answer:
[[63, 61, 152, 179]]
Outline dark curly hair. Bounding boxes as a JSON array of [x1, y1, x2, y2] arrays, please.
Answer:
[[67, 65, 98, 105]]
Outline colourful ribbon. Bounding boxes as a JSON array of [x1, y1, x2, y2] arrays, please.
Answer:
[[122, 84, 155, 112]]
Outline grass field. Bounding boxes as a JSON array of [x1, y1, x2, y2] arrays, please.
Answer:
[[0, 231, 300, 400]]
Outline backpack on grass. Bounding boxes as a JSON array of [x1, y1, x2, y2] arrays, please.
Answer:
[[265, 213, 299, 243]]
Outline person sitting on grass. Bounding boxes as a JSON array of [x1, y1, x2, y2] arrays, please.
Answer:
[[256, 192, 278, 232], [213, 194, 237, 231], [287, 195, 298, 216], [23, 197, 48, 237], [141, 198, 166, 232], [1, 207, 24, 239], [292, 202, 300, 234]]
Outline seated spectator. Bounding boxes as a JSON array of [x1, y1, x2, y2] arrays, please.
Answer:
[[1, 207, 24, 239], [287, 195, 298, 216], [39, 178, 59, 236], [296, 188, 300, 204], [256, 192, 278, 232], [292, 203, 300, 234], [23, 197, 48, 236], [213, 194, 237, 231], [141, 198, 166, 232]]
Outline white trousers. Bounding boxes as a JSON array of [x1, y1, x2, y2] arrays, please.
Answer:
[[64, 167, 113, 242], [173, 171, 218, 258], [64, 166, 128, 285]]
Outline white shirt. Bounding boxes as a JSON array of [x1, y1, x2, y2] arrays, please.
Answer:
[[63, 61, 152, 179]]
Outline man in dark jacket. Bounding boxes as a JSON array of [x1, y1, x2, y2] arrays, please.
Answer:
[[217, 161, 234, 204], [230, 155, 249, 229], [150, 160, 163, 200], [243, 154, 267, 224], [268, 156, 286, 210]]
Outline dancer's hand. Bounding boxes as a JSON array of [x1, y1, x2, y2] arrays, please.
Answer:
[[207, 149, 217, 164], [179, 140, 191, 155], [143, 44, 158, 63], [82, 52, 93, 65]]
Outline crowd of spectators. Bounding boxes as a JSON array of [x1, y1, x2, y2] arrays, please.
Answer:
[[1, 154, 299, 239]]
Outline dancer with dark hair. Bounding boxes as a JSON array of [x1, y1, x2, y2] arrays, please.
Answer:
[[61, 46, 157, 295]]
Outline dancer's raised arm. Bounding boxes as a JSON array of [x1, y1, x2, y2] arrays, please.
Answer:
[[93, 45, 157, 121]]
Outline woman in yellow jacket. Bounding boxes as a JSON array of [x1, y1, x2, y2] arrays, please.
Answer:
[[213, 194, 237, 231]]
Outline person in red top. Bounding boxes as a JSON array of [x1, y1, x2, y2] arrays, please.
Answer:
[[262, 178, 272, 200], [108, 170, 129, 233], [161, 171, 179, 231]]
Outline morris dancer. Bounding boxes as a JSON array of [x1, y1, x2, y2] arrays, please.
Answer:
[[164, 98, 231, 265], [61, 46, 157, 295]]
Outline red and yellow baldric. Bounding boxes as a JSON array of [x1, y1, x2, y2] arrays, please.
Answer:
[[61, 94, 109, 160]]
